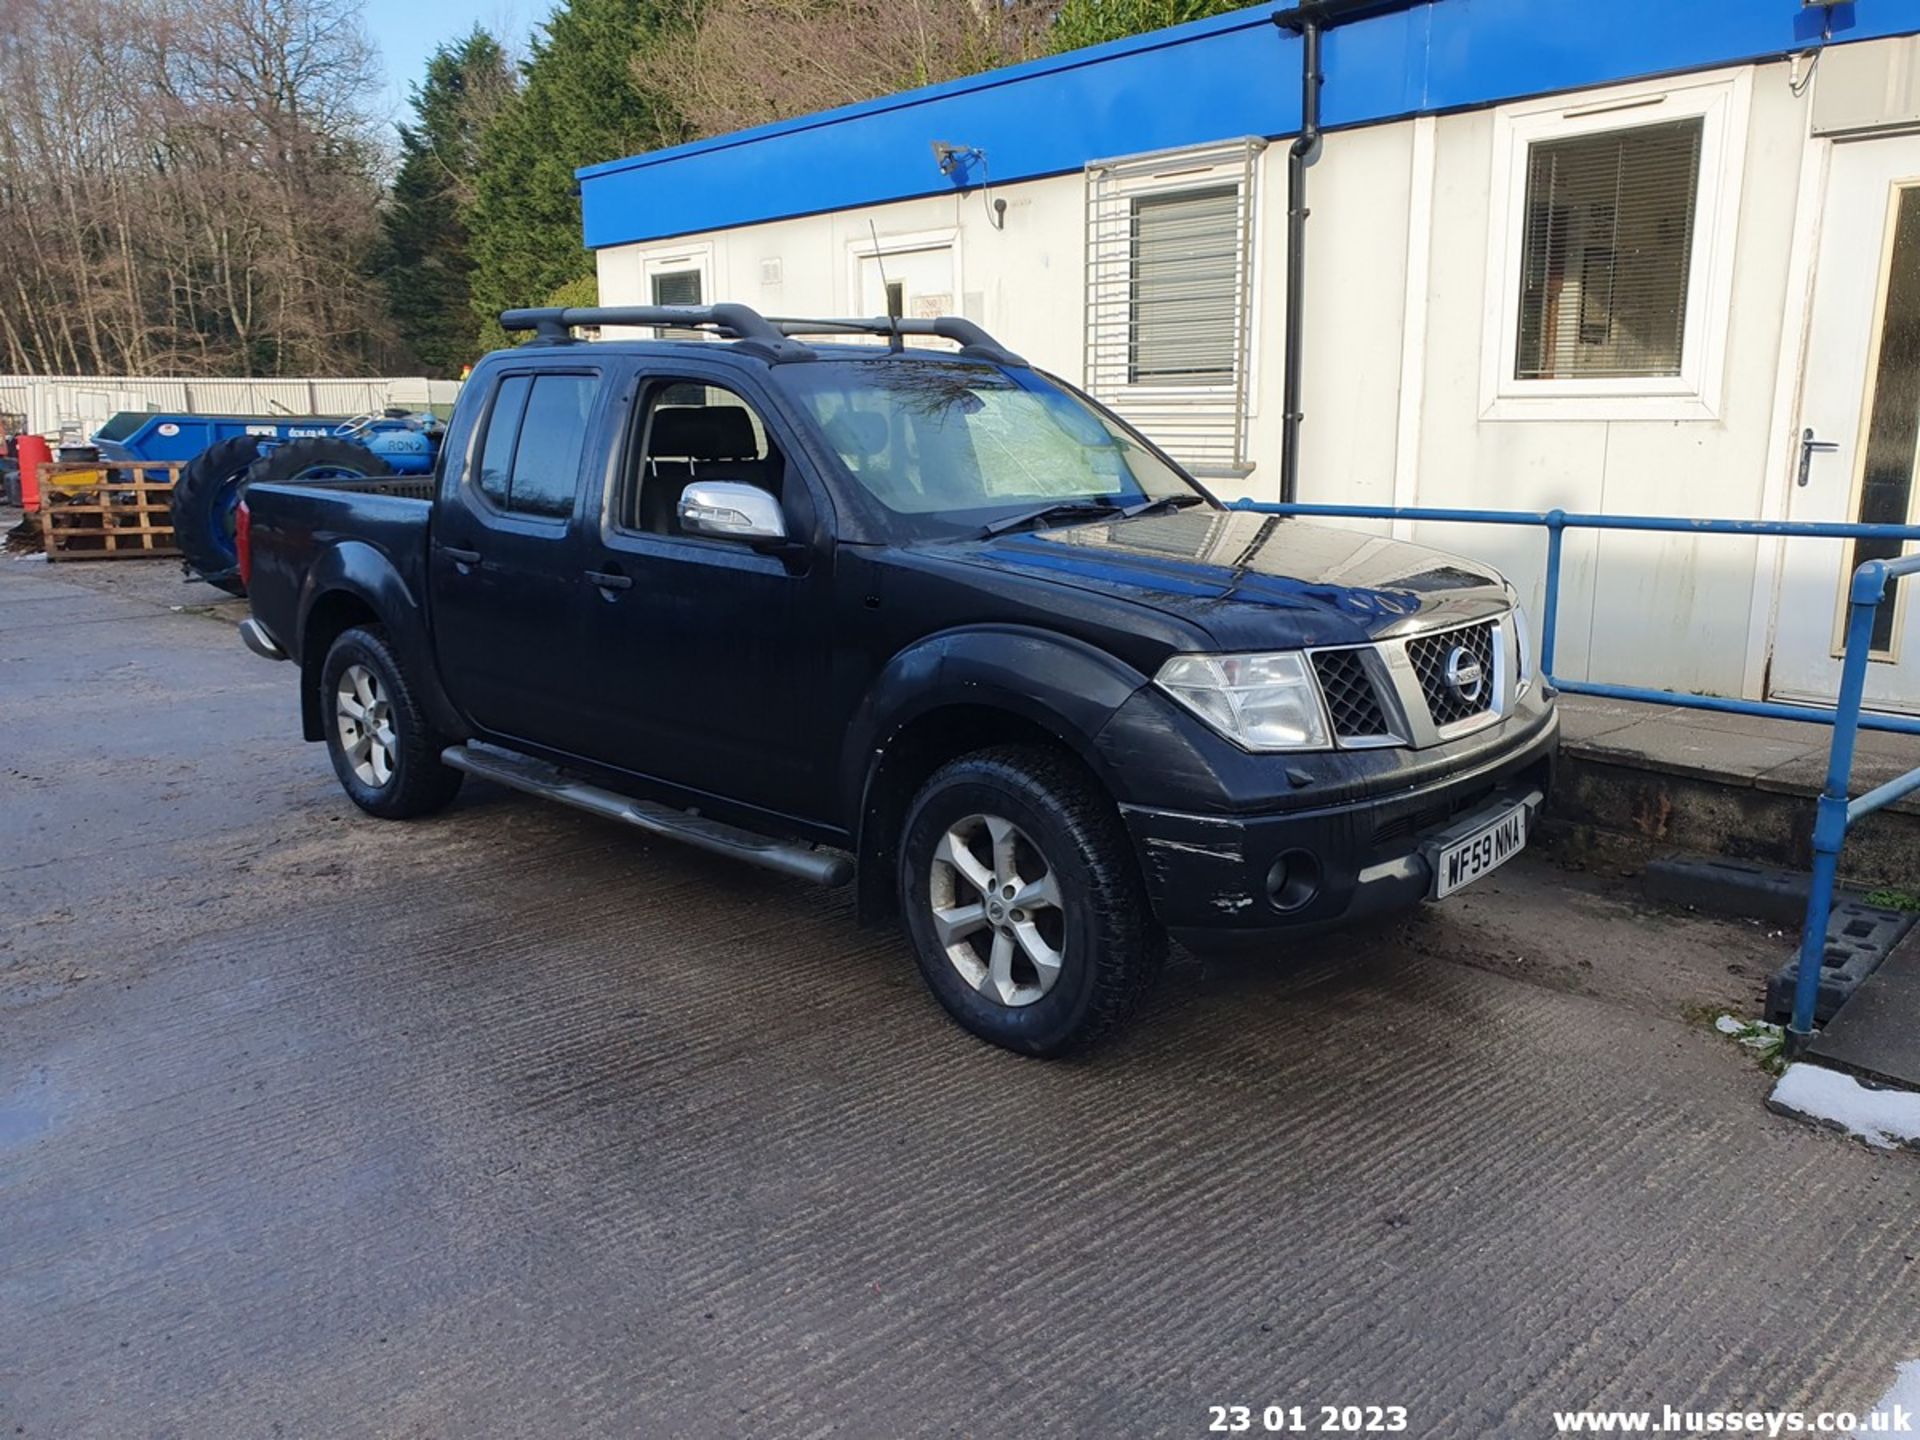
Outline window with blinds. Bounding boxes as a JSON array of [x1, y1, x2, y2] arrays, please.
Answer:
[[649, 269, 702, 307], [649, 268, 704, 339], [1515, 117, 1704, 381], [1085, 138, 1262, 474], [1128, 186, 1239, 383]]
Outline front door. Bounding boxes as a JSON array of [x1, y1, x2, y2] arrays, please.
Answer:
[[1772, 136, 1920, 712], [572, 365, 837, 826]]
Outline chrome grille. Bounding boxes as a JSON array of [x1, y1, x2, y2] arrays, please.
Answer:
[[1405, 619, 1498, 729], [1311, 649, 1391, 742]]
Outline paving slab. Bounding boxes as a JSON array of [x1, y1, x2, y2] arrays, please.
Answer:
[[1552, 697, 1671, 744], [1756, 745, 1920, 810], [1572, 717, 1814, 784]]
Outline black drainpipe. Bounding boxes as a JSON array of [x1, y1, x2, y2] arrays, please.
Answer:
[[1271, 0, 1432, 503]]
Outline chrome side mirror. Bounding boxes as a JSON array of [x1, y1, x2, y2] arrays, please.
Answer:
[[678, 481, 787, 542]]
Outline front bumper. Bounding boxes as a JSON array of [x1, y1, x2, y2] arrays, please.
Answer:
[[1120, 705, 1558, 947]]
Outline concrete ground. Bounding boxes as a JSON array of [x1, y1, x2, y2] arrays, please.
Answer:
[[3, 550, 1917, 1440]]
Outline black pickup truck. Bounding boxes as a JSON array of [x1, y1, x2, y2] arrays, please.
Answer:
[[238, 304, 1556, 1056]]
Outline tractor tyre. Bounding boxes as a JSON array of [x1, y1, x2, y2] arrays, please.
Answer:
[[240, 436, 394, 492], [171, 434, 267, 595]]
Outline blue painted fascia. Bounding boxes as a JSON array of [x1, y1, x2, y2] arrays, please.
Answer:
[[575, 4, 1277, 185], [579, 0, 1916, 250]]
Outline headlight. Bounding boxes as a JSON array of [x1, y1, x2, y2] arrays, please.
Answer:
[[1154, 652, 1331, 752], [1505, 583, 1535, 697]]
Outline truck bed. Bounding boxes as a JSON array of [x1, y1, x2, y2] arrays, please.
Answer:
[[243, 480, 434, 666]]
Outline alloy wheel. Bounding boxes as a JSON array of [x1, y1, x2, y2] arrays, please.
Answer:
[[928, 812, 1066, 1007], [335, 663, 397, 788]]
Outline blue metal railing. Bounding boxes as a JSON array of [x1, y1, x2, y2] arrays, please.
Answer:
[[1230, 501, 1920, 1046], [1786, 550, 1920, 1049]]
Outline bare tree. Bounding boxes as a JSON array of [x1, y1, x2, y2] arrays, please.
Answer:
[[0, 0, 400, 377], [636, 0, 1054, 140]]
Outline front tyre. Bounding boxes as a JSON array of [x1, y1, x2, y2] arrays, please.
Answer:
[[319, 625, 463, 819], [899, 745, 1164, 1057]]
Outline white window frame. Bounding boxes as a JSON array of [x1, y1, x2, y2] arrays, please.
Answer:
[[1084, 139, 1265, 476], [1478, 67, 1751, 423], [641, 245, 715, 336]]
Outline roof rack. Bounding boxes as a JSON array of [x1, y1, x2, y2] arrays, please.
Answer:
[[767, 316, 1026, 367], [497, 303, 1024, 367], [498, 304, 815, 361]]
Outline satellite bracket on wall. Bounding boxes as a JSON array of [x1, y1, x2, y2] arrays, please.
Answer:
[[930, 142, 1006, 230]]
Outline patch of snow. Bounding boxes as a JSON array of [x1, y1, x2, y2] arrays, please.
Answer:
[[1770, 1063, 1920, 1151], [1852, 1357, 1920, 1438]]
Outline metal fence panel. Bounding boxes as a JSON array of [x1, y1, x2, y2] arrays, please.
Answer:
[[0, 374, 461, 437]]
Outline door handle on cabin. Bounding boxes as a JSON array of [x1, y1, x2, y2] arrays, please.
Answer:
[[584, 569, 632, 592], [442, 545, 481, 564], [1797, 429, 1839, 488]]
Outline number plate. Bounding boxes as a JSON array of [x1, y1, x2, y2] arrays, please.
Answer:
[[1430, 803, 1528, 899]]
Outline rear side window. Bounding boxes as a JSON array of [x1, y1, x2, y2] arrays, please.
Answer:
[[472, 372, 600, 519], [476, 376, 529, 507]]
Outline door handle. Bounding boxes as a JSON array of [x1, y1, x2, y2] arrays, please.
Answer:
[[442, 545, 481, 564], [584, 569, 632, 592], [1797, 428, 1840, 488]]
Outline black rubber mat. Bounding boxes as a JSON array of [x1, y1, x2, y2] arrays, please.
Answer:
[[1808, 928, 1920, 1092]]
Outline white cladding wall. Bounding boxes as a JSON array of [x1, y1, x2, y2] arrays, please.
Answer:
[[597, 59, 1812, 696]]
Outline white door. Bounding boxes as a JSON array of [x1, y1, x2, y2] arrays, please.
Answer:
[[856, 245, 954, 324], [1772, 136, 1920, 712]]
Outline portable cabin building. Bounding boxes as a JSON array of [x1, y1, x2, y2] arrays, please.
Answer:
[[578, 0, 1920, 715]]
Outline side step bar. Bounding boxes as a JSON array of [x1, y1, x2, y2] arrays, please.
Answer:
[[440, 744, 853, 887]]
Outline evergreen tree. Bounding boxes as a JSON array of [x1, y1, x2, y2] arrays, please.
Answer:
[[467, 0, 688, 350], [378, 28, 512, 377]]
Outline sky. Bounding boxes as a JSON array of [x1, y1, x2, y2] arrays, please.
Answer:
[[363, 0, 534, 128]]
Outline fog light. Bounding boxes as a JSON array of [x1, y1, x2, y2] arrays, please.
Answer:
[[1265, 849, 1322, 913]]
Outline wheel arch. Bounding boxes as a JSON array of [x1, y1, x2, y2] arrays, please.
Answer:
[[847, 627, 1147, 925], [298, 589, 381, 741], [295, 542, 462, 743]]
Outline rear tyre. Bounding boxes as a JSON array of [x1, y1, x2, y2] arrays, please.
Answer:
[[171, 434, 266, 595], [898, 744, 1165, 1057], [320, 625, 464, 820]]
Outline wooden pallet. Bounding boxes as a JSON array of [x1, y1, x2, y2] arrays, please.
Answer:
[[38, 462, 182, 561]]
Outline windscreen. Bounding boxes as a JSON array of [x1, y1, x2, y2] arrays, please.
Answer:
[[775, 359, 1201, 538]]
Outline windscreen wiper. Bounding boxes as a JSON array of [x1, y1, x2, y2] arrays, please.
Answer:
[[1118, 493, 1207, 520], [979, 499, 1126, 538]]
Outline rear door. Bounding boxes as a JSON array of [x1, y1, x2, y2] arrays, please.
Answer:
[[429, 361, 615, 746]]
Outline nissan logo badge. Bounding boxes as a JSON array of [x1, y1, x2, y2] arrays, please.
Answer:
[[1444, 645, 1485, 704]]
